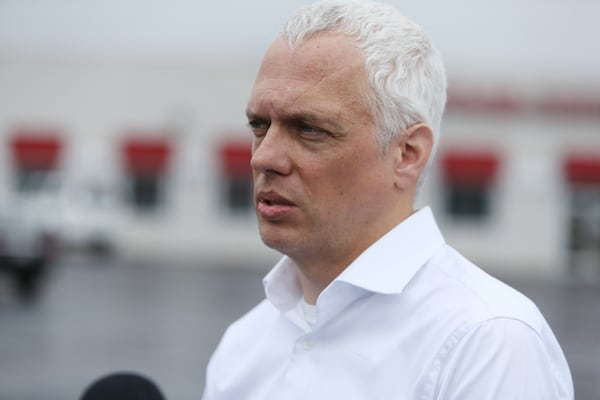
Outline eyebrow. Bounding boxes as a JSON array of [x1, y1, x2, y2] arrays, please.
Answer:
[[245, 109, 261, 121], [245, 108, 344, 133]]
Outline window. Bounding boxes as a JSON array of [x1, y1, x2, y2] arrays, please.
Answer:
[[129, 175, 164, 210], [9, 130, 63, 193], [440, 150, 500, 220], [564, 153, 600, 277], [121, 137, 172, 212], [446, 185, 489, 218], [218, 140, 253, 213]]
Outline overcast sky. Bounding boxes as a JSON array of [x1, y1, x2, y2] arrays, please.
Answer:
[[1, 0, 599, 84]]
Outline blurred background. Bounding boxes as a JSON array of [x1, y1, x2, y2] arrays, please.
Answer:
[[0, 0, 599, 399]]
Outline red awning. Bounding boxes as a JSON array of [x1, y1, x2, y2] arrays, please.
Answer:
[[219, 141, 252, 178], [540, 97, 600, 117], [441, 151, 500, 185], [10, 130, 63, 170], [565, 154, 600, 184], [122, 138, 172, 175], [446, 90, 524, 114]]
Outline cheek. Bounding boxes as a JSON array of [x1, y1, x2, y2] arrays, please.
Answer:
[[311, 155, 369, 201], [300, 138, 388, 204], [298, 160, 351, 212], [334, 152, 393, 201]]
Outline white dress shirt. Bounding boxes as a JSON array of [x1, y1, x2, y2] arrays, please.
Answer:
[[203, 207, 574, 400]]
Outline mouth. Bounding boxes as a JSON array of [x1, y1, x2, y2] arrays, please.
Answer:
[[256, 191, 296, 219], [259, 193, 294, 206]]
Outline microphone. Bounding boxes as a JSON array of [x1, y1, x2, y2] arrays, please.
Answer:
[[80, 372, 166, 400]]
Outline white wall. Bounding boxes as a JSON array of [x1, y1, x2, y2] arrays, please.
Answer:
[[2, 55, 599, 278]]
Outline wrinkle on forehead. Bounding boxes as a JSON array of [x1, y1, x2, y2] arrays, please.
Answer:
[[265, 34, 365, 85], [249, 34, 371, 123]]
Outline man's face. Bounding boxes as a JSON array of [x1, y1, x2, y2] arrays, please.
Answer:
[[246, 34, 405, 267]]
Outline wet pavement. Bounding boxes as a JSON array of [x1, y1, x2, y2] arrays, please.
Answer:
[[0, 254, 598, 399]]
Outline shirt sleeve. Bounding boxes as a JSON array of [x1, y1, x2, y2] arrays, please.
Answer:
[[433, 317, 573, 400]]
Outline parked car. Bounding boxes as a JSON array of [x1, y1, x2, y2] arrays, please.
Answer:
[[53, 178, 126, 256], [0, 202, 61, 297], [15, 171, 126, 257]]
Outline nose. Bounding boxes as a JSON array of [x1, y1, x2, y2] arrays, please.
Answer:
[[250, 125, 292, 176]]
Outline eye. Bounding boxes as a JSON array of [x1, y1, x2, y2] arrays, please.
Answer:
[[297, 123, 326, 138], [248, 119, 269, 136]]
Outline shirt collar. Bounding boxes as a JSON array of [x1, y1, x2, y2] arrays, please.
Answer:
[[263, 256, 303, 312], [263, 207, 445, 312], [333, 206, 445, 295]]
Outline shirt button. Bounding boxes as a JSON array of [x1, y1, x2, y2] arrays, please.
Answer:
[[303, 338, 313, 350]]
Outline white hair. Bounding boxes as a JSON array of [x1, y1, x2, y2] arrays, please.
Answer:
[[281, 0, 447, 184]]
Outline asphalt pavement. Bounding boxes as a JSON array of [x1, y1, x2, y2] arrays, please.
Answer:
[[0, 254, 598, 400]]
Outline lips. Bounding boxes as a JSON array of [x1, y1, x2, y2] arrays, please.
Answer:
[[256, 191, 296, 219]]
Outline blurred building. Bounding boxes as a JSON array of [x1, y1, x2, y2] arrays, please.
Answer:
[[431, 84, 600, 280], [1, 54, 598, 281], [1, 0, 599, 281]]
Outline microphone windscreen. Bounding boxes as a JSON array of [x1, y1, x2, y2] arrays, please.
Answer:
[[80, 372, 165, 400]]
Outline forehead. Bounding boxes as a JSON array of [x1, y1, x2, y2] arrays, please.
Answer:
[[263, 33, 364, 79], [248, 34, 368, 116]]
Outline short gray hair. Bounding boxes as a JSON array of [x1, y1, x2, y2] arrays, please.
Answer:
[[281, 0, 447, 182]]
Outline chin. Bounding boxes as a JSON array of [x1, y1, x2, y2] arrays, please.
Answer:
[[259, 233, 287, 253], [258, 226, 295, 254]]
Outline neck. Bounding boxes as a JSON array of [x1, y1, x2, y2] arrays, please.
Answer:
[[291, 201, 416, 305], [295, 213, 413, 304], [295, 259, 345, 305]]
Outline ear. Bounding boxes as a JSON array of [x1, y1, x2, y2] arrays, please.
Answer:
[[392, 123, 433, 190]]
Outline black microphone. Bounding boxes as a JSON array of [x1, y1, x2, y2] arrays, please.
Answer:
[[80, 372, 166, 400]]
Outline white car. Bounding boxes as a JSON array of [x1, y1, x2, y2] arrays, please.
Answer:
[[0, 203, 60, 297], [16, 171, 126, 256]]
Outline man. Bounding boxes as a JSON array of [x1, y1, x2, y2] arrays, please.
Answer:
[[203, 0, 574, 398]]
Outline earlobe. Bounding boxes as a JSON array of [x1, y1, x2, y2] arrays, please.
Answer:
[[393, 123, 433, 190]]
